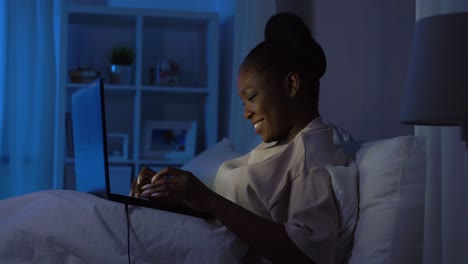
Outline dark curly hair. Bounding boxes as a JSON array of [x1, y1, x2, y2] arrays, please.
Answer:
[[264, 12, 327, 79], [240, 13, 326, 109]]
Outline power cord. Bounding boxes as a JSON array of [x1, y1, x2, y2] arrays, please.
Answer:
[[125, 203, 131, 264]]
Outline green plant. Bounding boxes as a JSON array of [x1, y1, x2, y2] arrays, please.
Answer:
[[110, 46, 135, 65]]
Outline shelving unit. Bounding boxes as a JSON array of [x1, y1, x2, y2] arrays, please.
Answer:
[[58, 4, 219, 190]]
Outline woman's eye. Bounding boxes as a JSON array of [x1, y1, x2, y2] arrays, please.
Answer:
[[247, 94, 257, 102]]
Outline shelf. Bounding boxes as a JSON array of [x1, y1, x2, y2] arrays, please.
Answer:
[[68, 83, 137, 91], [60, 5, 219, 188], [65, 157, 186, 166], [65, 158, 137, 165], [141, 85, 209, 94], [69, 12, 136, 27], [67, 83, 208, 94], [139, 159, 187, 166], [108, 159, 137, 165]]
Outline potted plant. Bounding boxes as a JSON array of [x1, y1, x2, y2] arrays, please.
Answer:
[[109, 46, 135, 84]]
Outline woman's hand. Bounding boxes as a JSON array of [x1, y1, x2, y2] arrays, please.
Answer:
[[129, 167, 157, 198], [140, 167, 218, 213]]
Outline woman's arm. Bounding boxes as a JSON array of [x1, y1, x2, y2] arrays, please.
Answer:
[[209, 191, 315, 263], [141, 167, 315, 263]]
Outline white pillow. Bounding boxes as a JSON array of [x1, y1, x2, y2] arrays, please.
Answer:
[[348, 136, 426, 264], [182, 138, 241, 188], [326, 162, 359, 264]]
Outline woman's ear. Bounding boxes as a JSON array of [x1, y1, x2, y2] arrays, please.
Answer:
[[283, 72, 300, 97]]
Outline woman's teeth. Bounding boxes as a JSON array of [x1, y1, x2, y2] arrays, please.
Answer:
[[254, 120, 263, 129]]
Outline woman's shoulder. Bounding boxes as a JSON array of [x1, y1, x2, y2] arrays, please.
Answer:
[[294, 118, 348, 173]]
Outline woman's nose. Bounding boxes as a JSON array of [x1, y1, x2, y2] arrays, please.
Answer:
[[244, 105, 254, 119]]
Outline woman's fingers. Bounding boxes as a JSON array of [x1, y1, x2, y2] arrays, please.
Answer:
[[136, 166, 214, 212], [152, 167, 184, 182], [130, 167, 157, 198], [140, 167, 180, 197], [136, 175, 152, 198], [141, 177, 179, 197], [139, 167, 211, 210]]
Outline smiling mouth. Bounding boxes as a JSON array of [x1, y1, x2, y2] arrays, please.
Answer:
[[253, 120, 264, 129]]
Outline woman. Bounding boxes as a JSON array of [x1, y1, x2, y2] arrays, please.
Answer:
[[132, 13, 349, 264]]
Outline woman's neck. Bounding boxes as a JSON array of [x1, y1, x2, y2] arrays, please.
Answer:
[[284, 114, 319, 144]]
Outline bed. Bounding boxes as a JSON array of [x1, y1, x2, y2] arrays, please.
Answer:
[[0, 134, 426, 264]]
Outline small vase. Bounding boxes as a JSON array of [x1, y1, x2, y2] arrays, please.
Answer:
[[109, 64, 133, 84]]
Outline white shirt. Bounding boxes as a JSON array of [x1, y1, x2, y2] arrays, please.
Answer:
[[214, 117, 348, 263]]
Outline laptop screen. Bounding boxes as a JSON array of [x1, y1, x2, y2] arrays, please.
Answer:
[[71, 78, 109, 195]]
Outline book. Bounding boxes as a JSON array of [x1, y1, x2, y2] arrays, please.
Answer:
[[65, 112, 74, 158]]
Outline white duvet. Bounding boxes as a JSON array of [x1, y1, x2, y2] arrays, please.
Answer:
[[0, 190, 247, 264]]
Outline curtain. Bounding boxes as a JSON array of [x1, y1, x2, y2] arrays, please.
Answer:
[[0, 0, 62, 199], [228, 0, 276, 154], [415, 1, 468, 263]]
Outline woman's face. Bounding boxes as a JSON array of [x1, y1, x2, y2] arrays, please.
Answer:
[[237, 66, 292, 143]]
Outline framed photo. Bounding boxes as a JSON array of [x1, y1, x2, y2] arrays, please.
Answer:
[[107, 133, 129, 161], [141, 120, 197, 161]]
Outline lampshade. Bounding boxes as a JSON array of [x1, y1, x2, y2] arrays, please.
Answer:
[[400, 12, 468, 126]]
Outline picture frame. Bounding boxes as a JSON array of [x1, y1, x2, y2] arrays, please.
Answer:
[[107, 133, 129, 161], [141, 120, 197, 162]]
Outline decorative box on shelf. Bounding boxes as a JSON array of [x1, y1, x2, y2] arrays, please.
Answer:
[[68, 68, 99, 83], [149, 60, 180, 86]]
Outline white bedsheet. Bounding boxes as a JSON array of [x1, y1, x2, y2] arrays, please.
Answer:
[[0, 190, 247, 264]]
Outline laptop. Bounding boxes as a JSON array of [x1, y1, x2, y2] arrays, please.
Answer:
[[71, 78, 213, 219]]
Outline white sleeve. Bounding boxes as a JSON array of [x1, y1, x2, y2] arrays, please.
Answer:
[[285, 169, 339, 264]]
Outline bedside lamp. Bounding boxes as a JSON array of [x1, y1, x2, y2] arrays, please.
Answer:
[[400, 12, 468, 141], [401, 14, 468, 263]]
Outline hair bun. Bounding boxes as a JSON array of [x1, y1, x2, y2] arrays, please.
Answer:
[[264, 12, 326, 78]]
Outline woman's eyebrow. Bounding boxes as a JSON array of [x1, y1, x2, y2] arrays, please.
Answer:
[[240, 87, 254, 97]]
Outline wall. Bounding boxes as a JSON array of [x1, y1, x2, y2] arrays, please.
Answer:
[[276, 0, 313, 26], [312, 0, 415, 140], [68, 0, 416, 142]]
